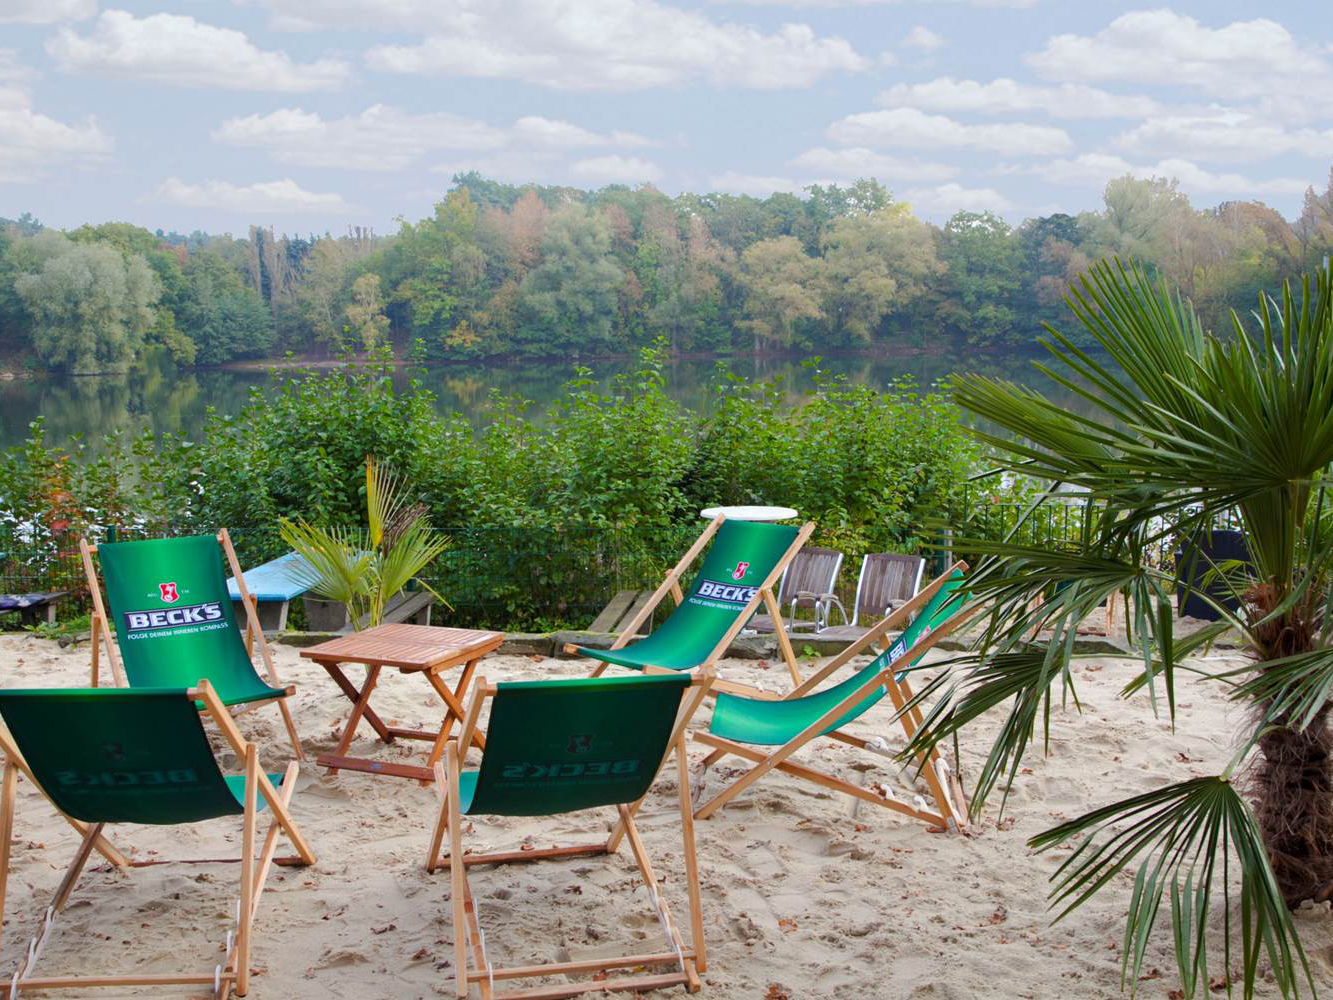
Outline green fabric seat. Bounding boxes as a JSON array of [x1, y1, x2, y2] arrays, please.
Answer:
[[709, 572, 967, 747], [0, 688, 285, 825], [97, 535, 286, 707], [457, 673, 692, 817], [577, 520, 801, 672]]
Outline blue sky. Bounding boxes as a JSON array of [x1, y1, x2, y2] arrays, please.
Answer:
[[2, 0, 1330, 235]]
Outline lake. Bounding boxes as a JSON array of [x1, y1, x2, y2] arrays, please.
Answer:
[[0, 345, 1054, 451]]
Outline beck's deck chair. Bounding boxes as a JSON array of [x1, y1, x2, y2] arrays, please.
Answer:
[[746, 545, 843, 634], [693, 563, 976, 830], [80, 531, 303, 759], [0, 681, 316, 998], [426, 672, 711, 999], [566, 515, 815, 690]]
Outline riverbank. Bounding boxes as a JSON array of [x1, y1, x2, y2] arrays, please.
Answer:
[[0, 630, 1325, 998]]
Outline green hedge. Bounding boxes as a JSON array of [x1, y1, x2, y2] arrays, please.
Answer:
[[0, 346, 981, 630]]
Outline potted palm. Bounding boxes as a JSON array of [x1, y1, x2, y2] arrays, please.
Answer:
[[907, 258, 1333, 997], [282, 456, 449, 631]]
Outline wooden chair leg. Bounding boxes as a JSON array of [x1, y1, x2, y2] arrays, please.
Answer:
[[676, 738, 706, 974], [90, 615, 101, 688], [275, 698, 305, 762], [236, 746, 258, 997], [447, 741, 469, 998], [0, 761, 16, 951], [426, 761, 449, 873]]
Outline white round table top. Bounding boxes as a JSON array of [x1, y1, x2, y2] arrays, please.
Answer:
[[699, 505, 799, 522]]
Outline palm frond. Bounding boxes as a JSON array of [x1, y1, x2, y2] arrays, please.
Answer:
[[1029, 778, 1312, 999]]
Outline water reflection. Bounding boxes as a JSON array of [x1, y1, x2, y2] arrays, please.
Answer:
[[0, 345, 1060, 449]]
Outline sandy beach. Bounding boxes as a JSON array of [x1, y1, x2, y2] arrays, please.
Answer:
[[0, 631, 1328, 999]]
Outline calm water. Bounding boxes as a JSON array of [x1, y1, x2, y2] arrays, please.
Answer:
[[0, 345, 1053, 451]]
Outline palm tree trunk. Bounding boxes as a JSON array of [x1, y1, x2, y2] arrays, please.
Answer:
[[1254, 704, 1333, 907]]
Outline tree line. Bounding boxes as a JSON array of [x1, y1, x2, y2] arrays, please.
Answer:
[[3, 168, 1333, 374]]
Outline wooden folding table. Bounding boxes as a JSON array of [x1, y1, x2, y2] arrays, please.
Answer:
[[301, 624, 503, 782]]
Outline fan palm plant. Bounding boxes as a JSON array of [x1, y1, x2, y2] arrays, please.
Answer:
[[904, 257, 1333, 998], [280, 455, 449, 630]]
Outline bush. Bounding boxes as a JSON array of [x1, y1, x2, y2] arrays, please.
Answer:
[[0, 346, 981, 629]]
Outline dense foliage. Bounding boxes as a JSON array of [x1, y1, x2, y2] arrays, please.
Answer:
[[0, 348, 981, 629], [4, 167, 1332, 371]]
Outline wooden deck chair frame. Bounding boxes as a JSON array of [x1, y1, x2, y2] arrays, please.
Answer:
[[426, 673, 712, 1000], [693, 561, 976, 831], [0, 680, 316, 998], [566, 515, 816, 693], [79, 529, 304, 760]]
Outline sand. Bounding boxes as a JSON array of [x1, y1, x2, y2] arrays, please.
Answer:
[[0, 631, 1329, 999]]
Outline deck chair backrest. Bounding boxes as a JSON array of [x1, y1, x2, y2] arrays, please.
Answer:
[[466, 674, 691, 816], [777, 546, 842, 604], [854, 553, 926, 626], [96, 535, 265, 694], [0, 688, 244, 825], [585, 519, 804, 672]]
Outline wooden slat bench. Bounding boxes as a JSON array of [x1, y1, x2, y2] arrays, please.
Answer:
[[587, 589, 653, 636]]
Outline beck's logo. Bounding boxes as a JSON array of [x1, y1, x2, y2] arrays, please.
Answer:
[[123, 601, 224, 634], [568, 734, 593, 754], [158, 582, 179, 603], [731, 561, 750, 581]]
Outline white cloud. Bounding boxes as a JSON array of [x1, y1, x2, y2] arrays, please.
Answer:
[[570, 155, 663, 185], [510, 116, 657, 150], [902, 182, 1013, 217], [150, 177, 360, 214], [1004, 153, 1310, 197], [356, 0, 867, 90], [877, 76, 1159, 119], [902, 26, 944, 52], [1113, 112, 1333, 164], [48, 9, 350, 91], [0, 0, 95, 24], [0, 56, 111, 182], [790, 146, 956, 182], [828, 107, 1071, 155], [708, 170, 801, 196], [1027, 10, 1333, 120], [214, 106, 658, 172], [716, 0, 1035, 7]]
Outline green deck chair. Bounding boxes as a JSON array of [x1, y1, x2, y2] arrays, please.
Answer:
[[0, 681, 315, 998], [567, 515, 815, 691], [426, 671, 711, 999], [693, 563, 978, 830], [80, 530, 303, 758]]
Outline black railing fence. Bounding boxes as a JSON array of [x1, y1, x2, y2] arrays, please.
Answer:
[[0, 497, 1247, 632]]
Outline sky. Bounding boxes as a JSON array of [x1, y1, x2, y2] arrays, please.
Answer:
[[2, 0, 1331, 236]]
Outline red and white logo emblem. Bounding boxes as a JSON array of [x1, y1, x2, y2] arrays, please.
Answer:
[[158, 582, 179, 603], [731, 561, 750, 581]]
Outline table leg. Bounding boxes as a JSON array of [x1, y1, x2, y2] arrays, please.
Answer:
[[425, 659, 486, 773], [319, 662, 392, 743], [326, 663, 385, 775]]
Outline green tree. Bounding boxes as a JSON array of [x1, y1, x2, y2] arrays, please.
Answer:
[[345, 272, 390, 349], [180, 250, 274, 364], [818, 203, 939, 344], [69, 221, 195, 363], [517, 204, 623, 354], [15, 240, 159, 373], [382, 189, 486, 352], [935, 211, 1022, 347], [914, 258, 1333, 999], [736, 236, 822, 353]]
